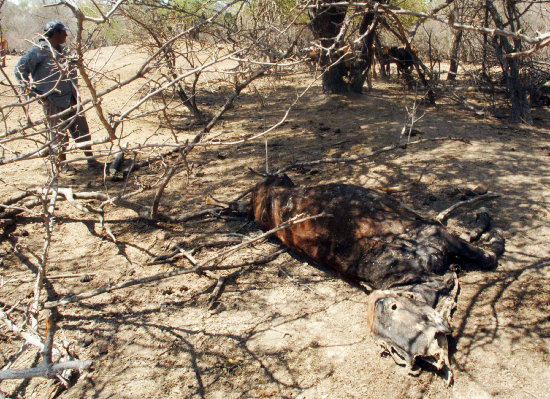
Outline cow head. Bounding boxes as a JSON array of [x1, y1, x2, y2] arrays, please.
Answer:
[[366, 275, 458, 384], [248, 173, 295, 224], [263, 173, 295, 188]]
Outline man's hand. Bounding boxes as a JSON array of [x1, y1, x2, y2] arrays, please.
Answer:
[[18, 85, 36, 100], [18, 84, 29, 96]]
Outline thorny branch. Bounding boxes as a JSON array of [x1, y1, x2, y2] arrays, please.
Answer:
[[0, 0, 543, 391], [436, 193, 501, 223], [303, 1, 550, 56], [275, 137, 467, 174], [2, 0, 287, 385], [43, 212, 329, 309]]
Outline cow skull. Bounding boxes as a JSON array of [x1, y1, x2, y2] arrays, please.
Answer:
[[366, 273, 458, 385]]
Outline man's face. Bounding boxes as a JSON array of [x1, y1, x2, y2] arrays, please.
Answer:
[[50, 30, 68, 45]]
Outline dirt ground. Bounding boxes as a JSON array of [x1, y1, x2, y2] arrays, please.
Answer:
[[1, 46, 549, 399]]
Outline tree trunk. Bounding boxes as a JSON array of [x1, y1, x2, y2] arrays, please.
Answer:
[[481, 0, 490, 80], [308, 1, 348, 93], [486, 0, 532, 124], [309, 2, 378, 94], [494, 39, 532, 123], [447, 30, 463, 81], [349, 11, 378, 93], [374, 35, 389, 80]]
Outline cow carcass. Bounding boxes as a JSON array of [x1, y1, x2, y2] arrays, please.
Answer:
[[248, 174, 504, 382]]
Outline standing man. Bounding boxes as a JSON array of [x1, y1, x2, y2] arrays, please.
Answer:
[[0, 18, 7, 68], [14, 20, 101, 173]]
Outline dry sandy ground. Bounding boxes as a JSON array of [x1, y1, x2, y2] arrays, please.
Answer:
[[1, 46, 549, 399]]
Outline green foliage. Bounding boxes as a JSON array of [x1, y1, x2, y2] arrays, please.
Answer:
[[245, 0, 308, 23], [76, 0, 224, 47], [246, 0, 295, 15], [171, 0, 204, 14], [269, 0, 298, 16], [167, 0, 220, 20], [388, 0, 428, 28], [390, 0, 427, 12], [79, 0, 132, 46]]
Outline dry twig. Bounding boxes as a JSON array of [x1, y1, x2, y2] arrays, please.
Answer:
[[276, 137, 467, 174], [436, 193, 501, 223], [44, 212, 328, 308]]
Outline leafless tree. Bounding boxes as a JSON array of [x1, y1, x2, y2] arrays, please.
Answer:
[[0, 0, 310, 388], [0, 0, 549, 394]]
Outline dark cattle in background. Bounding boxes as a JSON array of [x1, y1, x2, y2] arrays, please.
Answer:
[[303, 47, 321, 72], [302, 46, 354, 77], [379, 45, 418, 78], [248, 174, 504, 382], [530, 80, 550, 107]]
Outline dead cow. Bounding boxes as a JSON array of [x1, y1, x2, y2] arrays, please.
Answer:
[[249, 174, 504, 382]]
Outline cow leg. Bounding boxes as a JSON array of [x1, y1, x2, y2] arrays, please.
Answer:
[[392, 272, 457, 308], [467, 208, 492, 243], [439, 227, 504, 270]]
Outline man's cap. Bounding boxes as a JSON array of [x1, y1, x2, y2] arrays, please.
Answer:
[[44, 20, 69, 37]]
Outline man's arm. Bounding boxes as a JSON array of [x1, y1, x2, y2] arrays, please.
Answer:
[[14, 48, 39, 94]]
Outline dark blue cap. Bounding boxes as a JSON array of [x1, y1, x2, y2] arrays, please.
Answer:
[[44, 20, 69, 37]]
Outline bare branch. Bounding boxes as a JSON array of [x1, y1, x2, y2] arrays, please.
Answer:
[[43, 212, 329, 308], [436, 193, 501, 223], [0, 360, 93, 381], [275, 137, 468, 174], [303, 1, 550, 55], [2, 273, 95, 286]]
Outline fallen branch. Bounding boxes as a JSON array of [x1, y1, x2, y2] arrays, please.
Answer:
[[275, 137, 467, 174], [151, 235, 244, 264], [25, 188, 150, 219], [177, 246, 219, 281], [0, 192, 33, 208], [208, 275, 227, 310], [0, 360, 93, 380], [1, 273, 95, 286], [0, 296, 93, 382], [56, 188, 103, 215], [38, 186, 232, 223], [208, 248, 285, 309], [0, 310, 49, 355], [445, 92, 486, 117], [436, 193, 501, 223], [0, 198, 42, 219], [43, 213, 328, 309], [177, 245, 285, 308], [164, 207, 225, 223]]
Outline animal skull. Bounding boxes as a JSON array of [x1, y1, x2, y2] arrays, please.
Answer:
[[366, 273, 458, 385]]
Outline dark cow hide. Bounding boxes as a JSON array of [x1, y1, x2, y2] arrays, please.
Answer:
[[248, 174, 504, 383], [379, 45, 418, 77]]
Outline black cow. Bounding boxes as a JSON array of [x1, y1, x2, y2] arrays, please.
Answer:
[[379, 45, 418, 78]]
